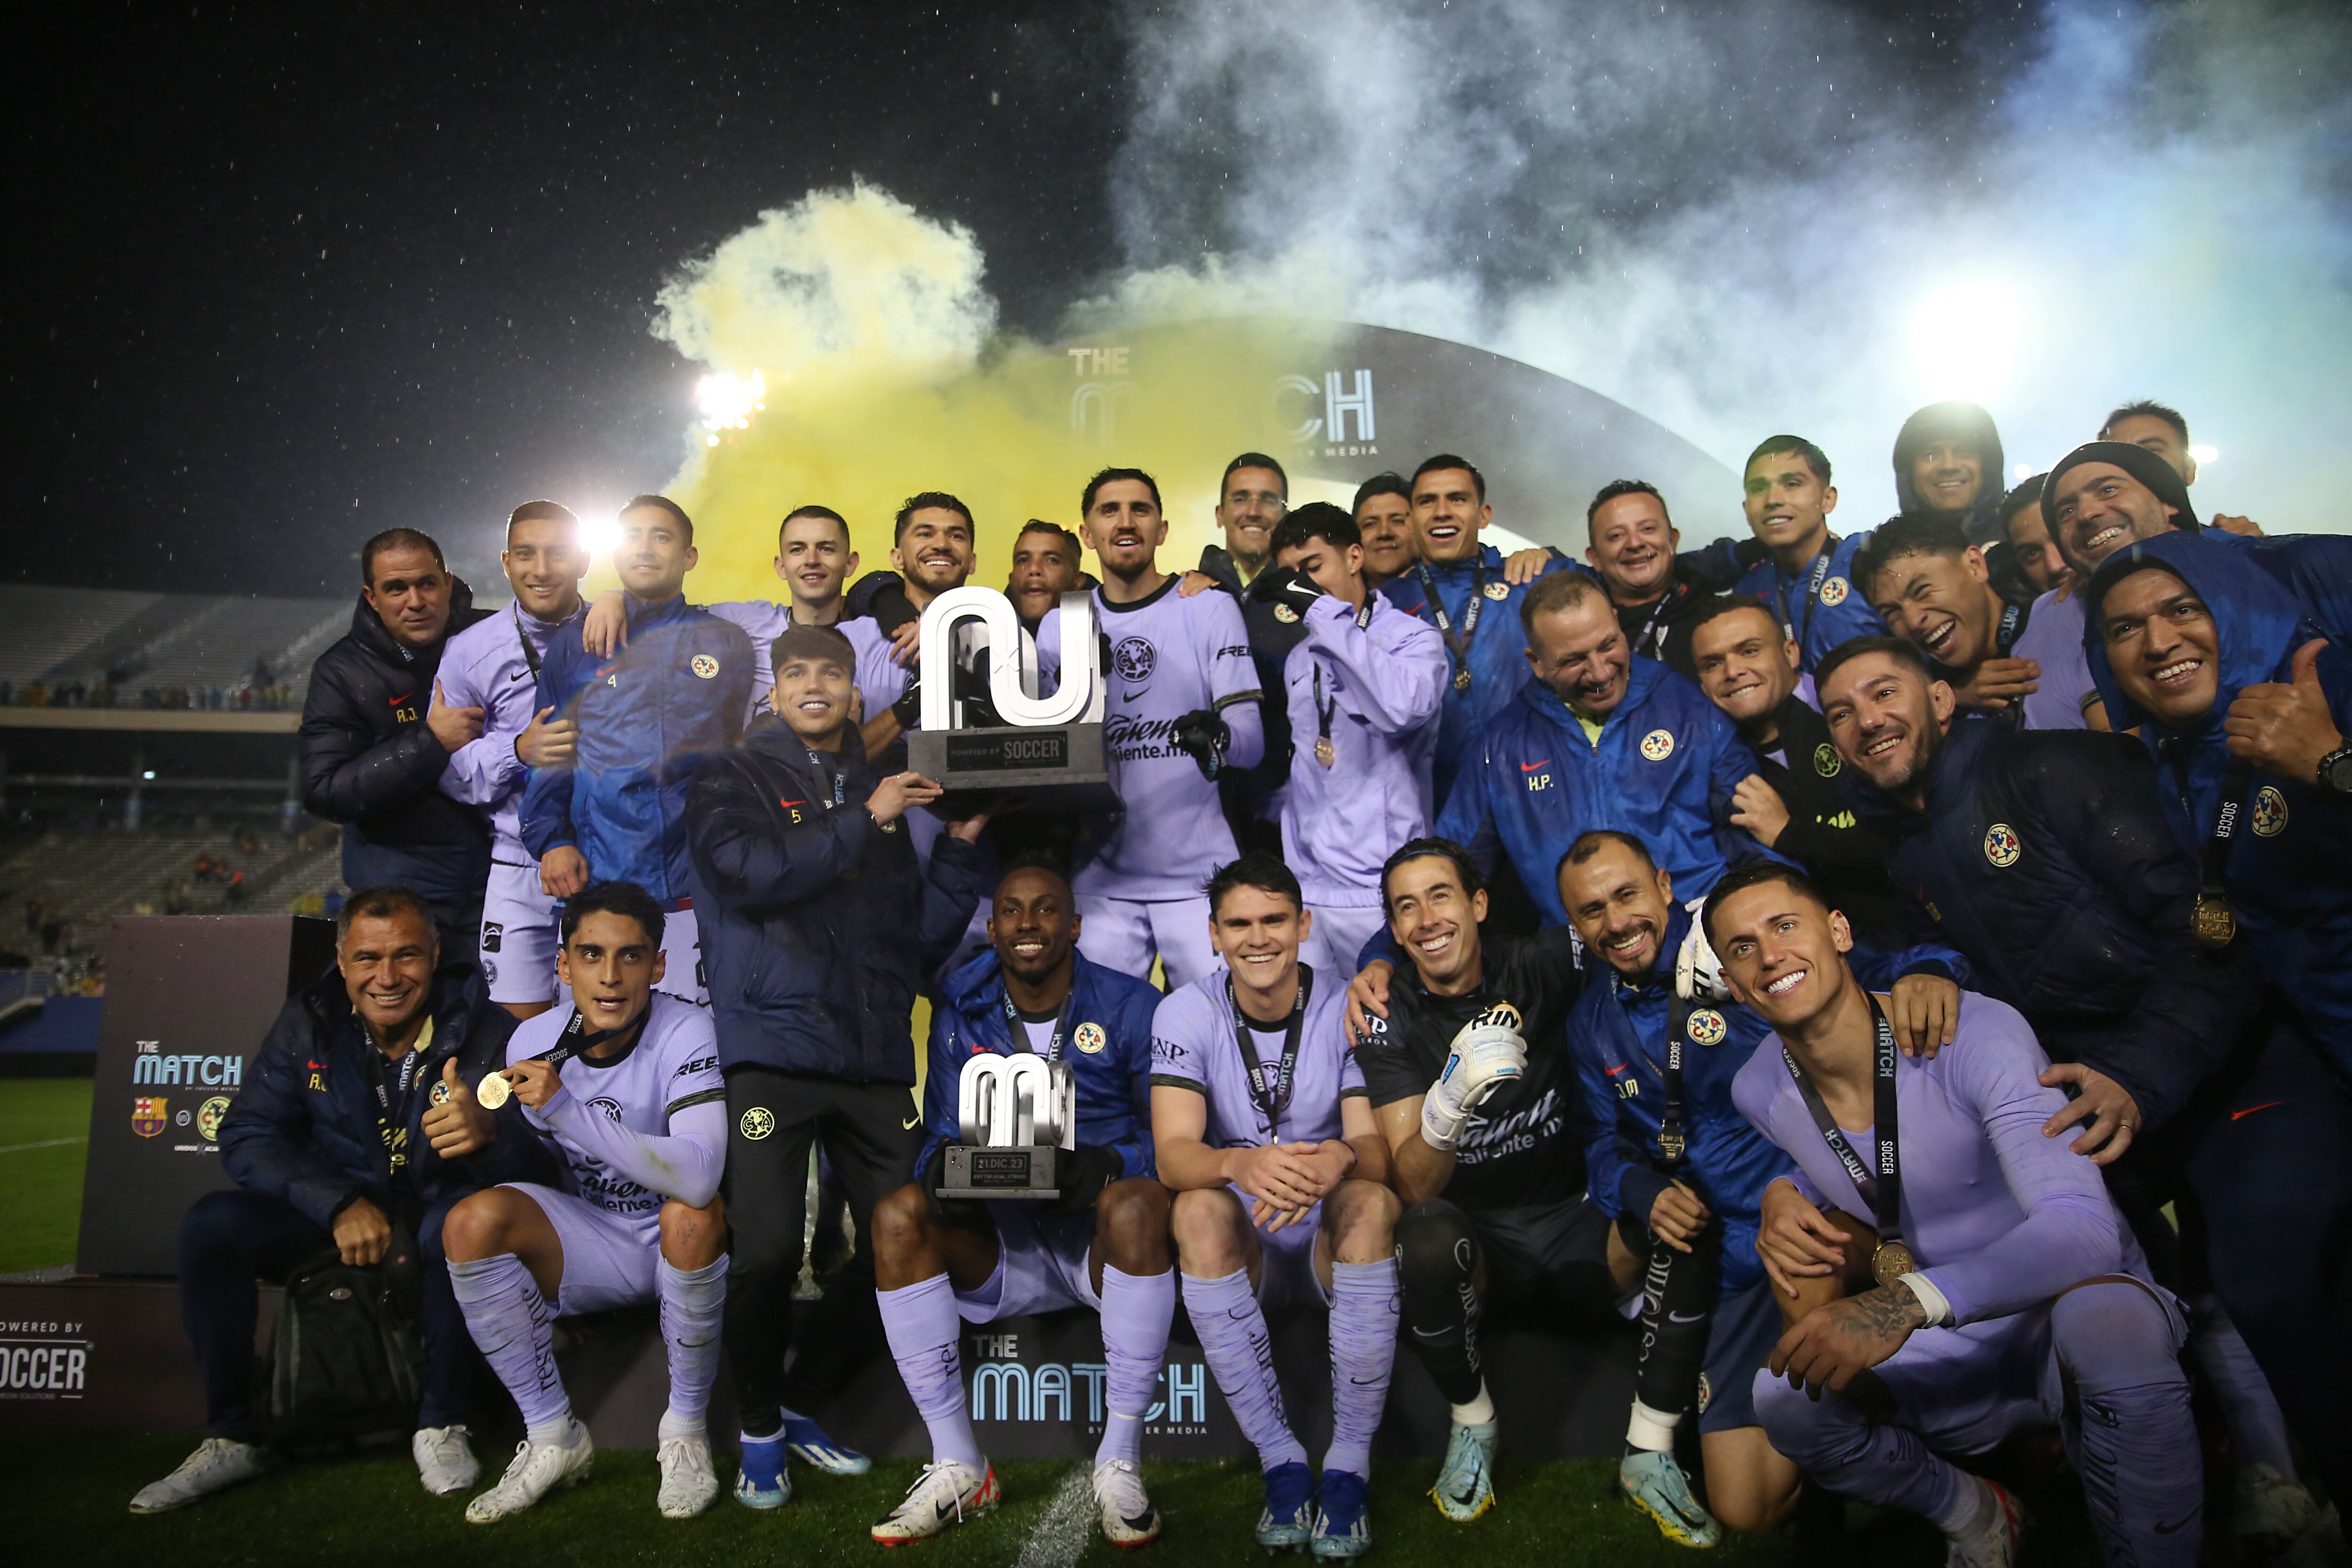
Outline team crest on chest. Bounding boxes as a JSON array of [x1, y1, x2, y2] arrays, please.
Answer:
[[1272, 603, 1299, 623], [1813, 743, 1842, 778], [2251, 786, 2289, 837], [1112, 637, 1157, 684], [1819, 577, 1850, 606], [1686, 1008, 1728, 1046], [1640, 729, 1676, 762], [1983, 822, 2022, 868], [1074, 1022, 1108, 1054], [1483, 580, 1512, 602], [739, 1106, 776, 1140], [691, 653, 719, 679]]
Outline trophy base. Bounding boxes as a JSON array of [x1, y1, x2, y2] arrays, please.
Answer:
[[940, 1144, 1065, 1201], [908, 724, 1122, 817]]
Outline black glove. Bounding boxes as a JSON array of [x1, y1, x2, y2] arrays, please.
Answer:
[[1172, 708, 1231, 779], [1049, 1145, 1126, 1215], [919, 1142, 989, 1225], [1251, 565, 1323, 621], [892, 668, 925, 732], [864, 576, 919, 635], [951, 657, 1003, 730]]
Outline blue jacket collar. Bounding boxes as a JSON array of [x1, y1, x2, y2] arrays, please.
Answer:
[[624, 592, 699, 631], [941, 947, 1118, 1020], [1417, 544, 1508, 582], [2082, 531, 2312, 752]]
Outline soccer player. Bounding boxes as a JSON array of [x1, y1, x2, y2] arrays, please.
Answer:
[[1854, 514, 2042, 716], [1186, 454, 1306, 854], [1711, 862, 2204, 1568], [301, 527, 494, 948], [1729, 436, 1885, 674], [1581, 479, 1720, 679], [866, 860, 1172, 1547], [1560, 830, 1963, 1546], [686, 623, 993, 1509], [1377, 454, 1564, 811], [1433, 570, 1777, 929], [1996, 476, 2110, 733], [1344, 838, 1605, 1522], [520, 495, 753, 1004], [2085, 531, 2352, 1507], [1040, 466, 1264, 987], [1152, 854, 1400, 1558], [438, 501, 588, 1019], [1889, 401, 2006, 548], [1686, 597, 1905, 940], [1007, 519, 1087, 634], [1351, 472, 1416, 591], [1256, 502, 1447, 978], [442, 882, 731, 1522], [862, 492, 983, 762]]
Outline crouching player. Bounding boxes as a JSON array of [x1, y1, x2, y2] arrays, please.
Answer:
[[1559, 830, 1964, 1546], [1151, 854, 1401, 1559], [443, 882, 731, 1523], [1712, 862, 2203, 1566], [866, 859, 1176, 1548]]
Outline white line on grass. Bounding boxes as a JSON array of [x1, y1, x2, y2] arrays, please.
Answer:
[[0, 1137, 84, 1156], [1015, 1463, 1096, 1568]]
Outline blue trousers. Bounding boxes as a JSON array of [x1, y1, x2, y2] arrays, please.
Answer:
[[177, 1186, 471, 1441]]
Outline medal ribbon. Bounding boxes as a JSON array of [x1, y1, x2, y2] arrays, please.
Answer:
[[1781, 990, 1905, 1255], [2185, 760, 2253, 947], [1414, 561, 1487, 692], [1772, 538, 1839, 653], [999, 982, 1078, 1063], [1228, 965, 1314, 1138]]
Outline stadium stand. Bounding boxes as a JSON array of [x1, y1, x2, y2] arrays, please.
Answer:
[[0, 584, 346, 710], [0, 825, 346, 969]]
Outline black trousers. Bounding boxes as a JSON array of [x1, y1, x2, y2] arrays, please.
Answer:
[[720, 1065, 920, 1437]]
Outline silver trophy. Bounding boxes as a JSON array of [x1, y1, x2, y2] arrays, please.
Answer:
[[903, 586, 1120, 815], [941, 1053, 1079, 1199]]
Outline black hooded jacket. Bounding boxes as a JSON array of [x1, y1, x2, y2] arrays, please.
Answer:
[[1745, 694, 1909, 942], [1198, 543, 1307, 838], [1894, 402, 2009, 549]]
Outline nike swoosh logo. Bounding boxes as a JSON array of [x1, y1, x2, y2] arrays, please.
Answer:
[[902, 1115, 922, 1130], [1667, 1310, 1706, 1323], [1519, 759, 1551, 772], [2153, 1517, 2188, 1535], [2231, 1101, 2284, 1120], [510, 670, 529, 682]]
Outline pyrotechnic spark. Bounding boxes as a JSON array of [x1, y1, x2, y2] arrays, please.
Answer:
[[696, 370, 767, 446]]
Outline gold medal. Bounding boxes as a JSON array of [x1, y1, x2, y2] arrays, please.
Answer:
[[1656, 1130, 1685, 1162], [476, 1072, 513, 1110], [2191, 893, 2236, 948], [1314, 736, 1336, 768], [1453, 667, 1472, 692], [1870, 1239, 1916, 1287]]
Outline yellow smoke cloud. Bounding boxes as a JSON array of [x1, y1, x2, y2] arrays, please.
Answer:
[[647, 183, 1348, 597]]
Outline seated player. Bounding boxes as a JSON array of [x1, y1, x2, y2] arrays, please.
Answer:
[[1711, 863, 2203, 1567], [865, 860, 1174, 1548], [1151, 854, 1401, 1560], [1560, 831, 1963, 1546], [1342, 837, 1609, 1523], [441, 882, 731, 1523]]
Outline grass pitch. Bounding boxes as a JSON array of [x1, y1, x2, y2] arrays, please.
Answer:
[[0, 1075, 90, 1274]]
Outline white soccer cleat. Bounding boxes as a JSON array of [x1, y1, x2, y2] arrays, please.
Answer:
[[1943, 1477, 2024, 1568], [465, 1418, 595, 1524], [2236, 1463, 2320, 1549], [413, 1424, 478, 1496], [128, 1437, 270, 1514], [1430, 1418, 1498, 1522], [1092, 1457, 1162, 1549], [657, 1433, 720, 1519], [870, 1459, 999, 1545]]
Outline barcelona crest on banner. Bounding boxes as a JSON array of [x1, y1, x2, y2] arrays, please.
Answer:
[[132, 1097, 169, 1138]]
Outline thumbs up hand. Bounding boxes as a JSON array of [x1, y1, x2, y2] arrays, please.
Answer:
[[2224, 637, 2343, 784], [422, 1056, 497, 1158]]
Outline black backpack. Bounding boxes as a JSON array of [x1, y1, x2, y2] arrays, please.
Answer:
[[261, 1225, 426, 1446]]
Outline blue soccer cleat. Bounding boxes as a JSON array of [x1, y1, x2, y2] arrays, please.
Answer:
[[1311, 1470, 1373, 1560], [1430, 1418, 1497, 1522], [732, 1431, 793, 1510], [781, 1414, 871, 1476], [1618, 1449, 1721, 1548], [1255, 1460, 1316, 1551]]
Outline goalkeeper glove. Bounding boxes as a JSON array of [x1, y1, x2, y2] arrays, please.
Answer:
[[1420, 1002, 1528, 1153]]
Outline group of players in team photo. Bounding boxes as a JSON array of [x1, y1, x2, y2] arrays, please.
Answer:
[[128, 399, 2352, 1566]]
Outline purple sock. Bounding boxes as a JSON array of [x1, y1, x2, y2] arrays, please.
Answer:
[[449, 1252, 569, 1441], [2190, 1298, 2296, 1474], [2058, 1283, 2202, 1566], [879, 1273, 981, 1470], [1182, 1267, 1306, 1473], [657, 1255, 726, 1439], [1096, 1265, 1175, 1466], [1323, 1259, 1399, 1478]]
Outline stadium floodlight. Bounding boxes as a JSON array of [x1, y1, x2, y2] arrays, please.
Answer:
[[695, 369, 766, 448]]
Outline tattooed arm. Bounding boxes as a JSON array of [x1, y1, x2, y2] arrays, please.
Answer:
[[1766, 1283, 1929, 1396]]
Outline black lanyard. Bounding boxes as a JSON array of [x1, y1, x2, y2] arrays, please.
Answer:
[[371, 1036, 427, 1170], [1000, 984, 1078, 1063], [1657, 992, 1692, 1167], [1781, 991, 1904, 1250], [514, 603, 546, 680], [1994, 603, 2022, 656], [2183, 760, 2252, 947], [1415, 562, 1486, 692], [805, 747, 847, 807], [1229, 966, 1313, 1136], [1625, 587, 1679, 662], [1772, 539, 1839, 653]]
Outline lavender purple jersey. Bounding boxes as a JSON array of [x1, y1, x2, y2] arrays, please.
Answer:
[[1280, 595, 1448, 909], [437, 600, 584, 862], [1730, 988, 2146, 1327], [2010, 588, 2097, 732], [1039, 579, 1265, 901], [706, 601, 897, 726], [1148, 968, 1363, 1148]]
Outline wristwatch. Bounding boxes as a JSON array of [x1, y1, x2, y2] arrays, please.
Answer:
[[2318, 741, 2352, 796]]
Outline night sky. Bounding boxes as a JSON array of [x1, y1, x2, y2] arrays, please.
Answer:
[[11, 2, 2093, 596]]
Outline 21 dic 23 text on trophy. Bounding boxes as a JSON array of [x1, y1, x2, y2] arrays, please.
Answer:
[[902, 586, 1121, 816], [943, 1053, 1079, 1200]]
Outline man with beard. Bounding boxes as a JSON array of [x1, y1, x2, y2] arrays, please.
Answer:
[[858, 493, 984, 764], [1187, 454, 1307, 855], [1580, 480, 1720, 680], [1855, 515, 2042, 717], [1715, 864, 2205, 1568], [1997, 476, 2108, 734], [2085, 532, 2352, 1512], [1038, 467, 1264, 987], [1687, 598, 1906, 940], [302, 527, 494, 948], [1432, 571, 1776, 931], [866, 859, 1172, 1548], [1814, 633, 2328, 1543], [1351, 472, 1417, 592], [2099, 400, 2260, 537], [1729, 437, 1886, 676], [521, 496, 753, 1004]]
